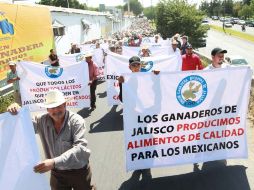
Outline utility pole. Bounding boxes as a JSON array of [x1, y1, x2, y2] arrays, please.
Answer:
[[128, 0, 130, 13], [67, 0, 70, 8]]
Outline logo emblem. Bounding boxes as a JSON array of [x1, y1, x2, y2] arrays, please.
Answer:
[[140, 60, 154, 72], [0, 12, 14, 35], [75, 54, 83, 62], [45, 66, 63, 78], [176, 75, 207, 108]]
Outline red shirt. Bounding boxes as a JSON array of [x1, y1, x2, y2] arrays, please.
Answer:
[[182, 53, 203, 71], [88, 61, 99, 81]]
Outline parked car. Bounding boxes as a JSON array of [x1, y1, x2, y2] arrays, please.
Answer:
[[212, 16, 219, 20], [238, 20, 246, 25], [201, 19, 210, 29], [220, 17, 226, 22], [246, 20, 254, 27], [225, 55, 249, 66], [224, 22, 232, 28]]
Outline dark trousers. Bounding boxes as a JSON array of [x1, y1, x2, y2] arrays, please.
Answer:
[[50, 165, 94, 190], [90, 80, 97, 107]]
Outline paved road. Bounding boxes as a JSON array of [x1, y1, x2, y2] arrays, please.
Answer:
[[209, 20, 254, 36], [37, 81, 254, 190], [197, 29, 254, 69]]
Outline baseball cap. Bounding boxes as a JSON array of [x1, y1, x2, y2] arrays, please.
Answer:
[[211, 48, 227, 56], [129, 56, 141, 65]]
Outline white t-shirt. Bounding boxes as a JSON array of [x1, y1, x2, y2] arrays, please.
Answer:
[[204, 63, 231, 70]]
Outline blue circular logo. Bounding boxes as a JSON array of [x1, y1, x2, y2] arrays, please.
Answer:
[[140, 61, 154, 72], [45, 66, 63, 78], [176, 75, 208, 108], [75, 54, 83, 62]]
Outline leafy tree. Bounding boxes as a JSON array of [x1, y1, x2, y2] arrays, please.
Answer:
[[143, 6, 156, 20], [123, 0, 143, 15], [38, 0, 88, 10], [243, 0, 251, 5], [233, 2, 242, 17], [38, 0, 53, 5], [156, 0, 208, 48], [238, 4, 253, 19]]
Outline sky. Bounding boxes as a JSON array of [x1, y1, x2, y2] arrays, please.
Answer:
[[2, 0, 201, 8]]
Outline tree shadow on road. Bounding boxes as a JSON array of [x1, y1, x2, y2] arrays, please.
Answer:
[[118, 165, 250, 190], [89, 105, 123, 133], [77, 108, 91, 119]]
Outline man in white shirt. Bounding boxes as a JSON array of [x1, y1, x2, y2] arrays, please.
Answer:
[[205, 47, 229, 70]]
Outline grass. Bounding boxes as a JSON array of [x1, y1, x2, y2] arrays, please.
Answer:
[[210, 25, 254, 43]]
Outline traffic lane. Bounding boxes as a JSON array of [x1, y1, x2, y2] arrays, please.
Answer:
[[198, 29, 254, 69], [209, 20, 254, 36]]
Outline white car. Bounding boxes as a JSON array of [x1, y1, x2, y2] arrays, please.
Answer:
[[225, 55, 249, 66], [224, 22, 232, 28], [238, 20, 246, 25]]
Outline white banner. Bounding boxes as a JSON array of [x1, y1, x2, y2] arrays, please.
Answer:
[[0, 107, 50, 190], [122, 46, 173, 57], [123, 67, 252, 171], [18, 61, 90, 111], [59, 50, 105, 81], [106, 52, 181, 105]]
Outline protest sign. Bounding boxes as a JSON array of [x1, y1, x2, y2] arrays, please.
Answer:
[[123, 67, 252, 171], [0, 107, 50, 190], [18, 61, 90, 111]]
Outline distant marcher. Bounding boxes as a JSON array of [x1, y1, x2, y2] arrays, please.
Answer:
[[49, 49, 59, 67], [182, 44, 204, 71], [173, 33, 181, 49], [70, 44, 81, 54], [180, 35, 189, 55], [7, 61, 21, 105]]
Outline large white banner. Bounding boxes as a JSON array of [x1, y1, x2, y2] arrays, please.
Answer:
[[0, 107, 50, 190], [123, 67, 252, 171], [18, 61, 90, 111], [106, 52, 181, 105]]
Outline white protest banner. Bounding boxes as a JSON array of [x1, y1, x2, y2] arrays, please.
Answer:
[[106, 52, 181, 105], [0, 107, 50, 190], [142, 37, 170, 46], [58, 53, 84, 65], [122, 46, 173, 58], [123, 67, 252, 171], [59, 49, 105, 81], [18, 61, 90, 111]]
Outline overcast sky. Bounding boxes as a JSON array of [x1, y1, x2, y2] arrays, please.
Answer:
[[3, 0, 201, 7]]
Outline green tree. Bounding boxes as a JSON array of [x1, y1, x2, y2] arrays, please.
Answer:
[[123, 0, 143, 15], [38, 0, 53, 5], [143, 6, 156, 20], [38, 0, 88, 9], [233, 2, 242, 17], [238, 4, 253, 19], [156, 0, 208, 48], [243, 0, 251, 5]]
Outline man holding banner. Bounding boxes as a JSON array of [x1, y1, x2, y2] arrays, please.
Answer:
[[8, 89, 96, 190]]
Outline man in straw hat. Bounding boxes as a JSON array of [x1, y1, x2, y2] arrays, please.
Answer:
[[8, 89, 96, 190], [84, 52, 99, 111]]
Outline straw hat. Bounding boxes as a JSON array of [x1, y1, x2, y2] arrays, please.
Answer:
[[40, 89, 67, 108]]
